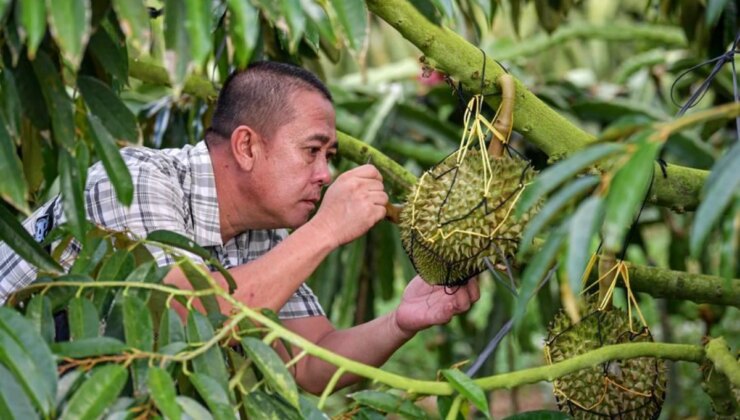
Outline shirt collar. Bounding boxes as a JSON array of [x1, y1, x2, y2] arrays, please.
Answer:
[[187, 141, 223, 247]]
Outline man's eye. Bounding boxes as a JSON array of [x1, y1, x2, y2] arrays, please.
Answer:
[[308, 147, 320, 155]]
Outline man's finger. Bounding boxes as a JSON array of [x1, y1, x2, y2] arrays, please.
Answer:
[[353, 164, 383, 181]]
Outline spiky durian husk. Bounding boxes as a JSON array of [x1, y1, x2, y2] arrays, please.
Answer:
[[399, 150, 536, 285], [546, 304, 667, 419]]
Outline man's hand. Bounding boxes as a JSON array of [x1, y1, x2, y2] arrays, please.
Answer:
[[311, 164, 388, 247], [393, 276, 480, 337]]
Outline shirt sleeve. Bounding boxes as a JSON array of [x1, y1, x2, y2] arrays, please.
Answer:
[[85, 165, 205, 267]]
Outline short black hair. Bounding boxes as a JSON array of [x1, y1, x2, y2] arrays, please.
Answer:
[[207, 61, 333, 141]]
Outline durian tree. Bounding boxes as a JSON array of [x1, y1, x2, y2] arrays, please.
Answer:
[[0, 0, 737, 418]]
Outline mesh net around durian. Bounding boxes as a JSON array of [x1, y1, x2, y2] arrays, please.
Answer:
[[545, 303, 667, 420], [399, 94, 538, 286]]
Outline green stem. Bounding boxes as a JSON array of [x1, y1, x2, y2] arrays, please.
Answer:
[[706, 337, 740, 388], [318, 367, 345, 410], [445, 395, 463, 420], [654, 102, 740, 141], [365, 0, 710, 211]]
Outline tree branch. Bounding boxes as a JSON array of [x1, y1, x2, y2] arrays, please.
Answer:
[[366, 0, 712, 211], [706, 337, 740, 388]]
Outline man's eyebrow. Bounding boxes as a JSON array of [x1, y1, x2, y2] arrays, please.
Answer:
[[306, 134, 338, 149]]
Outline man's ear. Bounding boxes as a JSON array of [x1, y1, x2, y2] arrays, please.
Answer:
[[230, 125, 261, 171]]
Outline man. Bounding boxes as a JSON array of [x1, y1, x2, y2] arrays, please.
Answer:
[[0, 61, 479, 393]]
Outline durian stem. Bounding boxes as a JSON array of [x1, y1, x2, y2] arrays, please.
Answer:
[[706, 337, 740, 388], [488, 74, 515, 158], [597, 252, 618, 309]]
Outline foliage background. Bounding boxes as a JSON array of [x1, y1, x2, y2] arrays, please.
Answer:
[[0, 0, 737, 418]]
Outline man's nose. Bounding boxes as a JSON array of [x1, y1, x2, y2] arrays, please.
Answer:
[[316, 161, 332, 186]]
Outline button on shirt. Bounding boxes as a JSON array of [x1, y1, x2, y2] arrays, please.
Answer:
[[0, 142, 324, 319]]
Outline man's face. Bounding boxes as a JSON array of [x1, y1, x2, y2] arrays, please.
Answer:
[[251, 89, 337, 228]]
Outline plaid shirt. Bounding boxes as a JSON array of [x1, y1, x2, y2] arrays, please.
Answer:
[[0, 142, 324, 319]]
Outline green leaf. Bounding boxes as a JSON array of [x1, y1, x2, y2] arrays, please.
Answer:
[[179, 258, 223, 318], [148, 367, 182, 420], [349, 390, 426, 419], [279, 0, 305, 52], [148, 230, 212, 260], [31, 51, 75, 150], [440, 369, 490, 419], [690, 142, 740, 257], [226, 0, 259, 68], [517, 143, 623, 217], [97, 249, 135, 281], [85, 114, 135, 205], [0, 364, 38, 420], [59, 364, 128, 420], [123, 294, 153, 395], [68, 297, 100, 340], [78, 75, 140, 144], [0, 204, 61, 273], [602, 140, 661, 253], [566, 196, 604, 295], [189, 374, 236, 420], [163, 0, 191, 92], [58, 148, 88, 241], [46, 0, 91, 69], [299, 395, 330, 420], [519, 176, 599, 256], [51, 337, 128, 358], [240, 336, 299, 408], [243, 390, 302, 420], [25, 295, 55, 344], [0, 121, 28, 212], [706, 0, 731, 26], [513, 224, 567, 326], [0, 316, 55, 414], [502, 410, 571, 420], [0, 69, 21, 141], [159, 307, 186, 347], [187, 311, 231, 397], [15, 0, 46, 59], [88, 24, 129, 82], [330, 0, 368, 57], [719, 197, 739, 278], [184, 0, 212, 68], [176, 396, 214, 420], [111, 0, 150, 52]]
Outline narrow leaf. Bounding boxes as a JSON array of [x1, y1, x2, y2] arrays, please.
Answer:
[[189, 373, 237, 420], [0, 364, 38, 420], [0, 122, 28, 211], [148, 230, 212, 260], [566, 196, 604, 295], [330, 0, 368, 57], [148, 367, 182, 420], [0, 69, 21, 140], [163, 0, 191, 92], [440, 369, 490, 419], [517, 143, 623, 217], [15, 0, 46, 58], [279, 0, 305, 52], [243, 390, 302, 419], [226, 0, 259, 68], [159, 307, 186, 347], [706, 0, 731, 26], [58, 148, 88, 241], [51, 337, 128, 358], [184, 0, 212, 68], [187, 311, 231, 397], [123, 294, 153, 395], [180, 258, 223, 318], [78, 75, 139, 144], [31, 51, 75, 150], [0, 204, 61, 273], [46, 0, 91, 69], [68, 297, 100, 340], [88, 24, 128, 83], [111, 0, 150, 52], [349, 390, 426, 419], [513, 225, 567, 325], [690, 142, 740, 256], [25, 295, 55, 344], [519, 176, 599, 256], [602, 141, 661, 253], [59, 364, 128, 420], [85, 114, 134, 205], [176, 396, 214, 420], [241, 336, 299, 408], [0, 326, 53, 414]]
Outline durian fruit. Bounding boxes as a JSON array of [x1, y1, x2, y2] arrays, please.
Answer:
[[546, 303, 667, 419], [399, 149, 537, 285]]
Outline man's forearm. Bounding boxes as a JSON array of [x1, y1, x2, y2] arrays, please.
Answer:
[[166, 221, 335, 318], [293, 311, 415, 394]]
